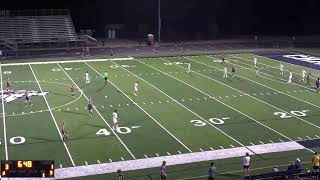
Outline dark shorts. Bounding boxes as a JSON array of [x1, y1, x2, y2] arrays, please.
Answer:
[[26, 97, 30, 101], [105, 77, 108, 80], [243, 165, 249, 169], [208, 177, 214, 180], [313, 166, 319, 170]]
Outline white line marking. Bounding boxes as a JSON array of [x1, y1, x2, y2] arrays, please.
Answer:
[[259, 141, 264, 144], [156, 153, 159, 157], [58, 63, 136, 160], [306, 136, 311, 139], [269, 140, 274, 143], [210, 147, 214, 150], [85, 161, 88, 166], [60, 164, 63, 168], [316, 135, 320, 138], [0, 64, 8, 160], [297, 137, 302, 140], [121, 157, 124, 161], [29, 64, 75, 166], [144, 155, 148, 158], [178, 151, 182, 154], [219, 146, 224, 149], [97, 160, 100, 164], [230, 144, 234, 148], [200, 148, 204, 152], [167, 152, 171, 155], [250, 142, 255, 145], [279, 139, 284, 142], [87, 62, 192, 153], [109, 159, 113, 163]]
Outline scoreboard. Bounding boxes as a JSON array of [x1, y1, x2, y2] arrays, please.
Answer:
[[1, 160, 54, 178]]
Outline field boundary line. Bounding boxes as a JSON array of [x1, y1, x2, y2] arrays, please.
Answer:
[[85, 61, 192, 152], [0, 64, 8, 160], [118, 60, 247, 148], [140, 58, 301, 146], [183, 56, 320, 131], [57, 63, 137, 159], [29, 64, 76, 166], [215, 55, 320, 110], [49, 141, 305, 179], [1, 57, 134, 66]]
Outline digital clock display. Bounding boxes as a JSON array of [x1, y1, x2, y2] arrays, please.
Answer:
[[1, 160, 54, 178]]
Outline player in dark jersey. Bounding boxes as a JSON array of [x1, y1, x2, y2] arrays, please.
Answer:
[[222, 57, 225, 64], [25, 90, 32, 107], [70, 84, 75, 97], [88, 98, 93, 117], [307, 73, 311, 86], [316, 78, 320, 93], [61, 122, 68, 141], [6, 77, 11, 91], [231, 66, 236, 77]]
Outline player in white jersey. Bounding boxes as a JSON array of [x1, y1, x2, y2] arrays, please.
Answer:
[[223, 67, 228, 78], [254, 58, 257, 68], [85, 71, 90, 85], [301, 70, 306, 82], [187, 63, 191, 73], [280, 64, 284, 75], [288, 72, 293, 83], [112, 110, 118, 130], [134, 81, 139, 96]]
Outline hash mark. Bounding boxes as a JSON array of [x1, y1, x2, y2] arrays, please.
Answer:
[[315, 135, 320, 138], [156, 153, 159, 157], [97, 160, 100, 163], [85, 161, 88, 165], [210, 147, 214, 150], [151, 102, 154, 104], [225, 96, 229, 98], [200, 148, 204, 152], [110, 105, 113, 107], [144, 155, 148, 158], [158, 101, 162, 103], [126, 104, 129, 106], [178, 151, 182, 154], [60, 164, 62, 168], [250, 142, 255, 145], [189, 99, 192, 101], [219, 146, 224, 149], [259, 141, 264, 144], [121, 157, 124, 161], [109, 159, 112, 163], [167, 152, 171, 155], [306, 136, 311, 139], [297, 137, 302, 140], [279, 139, 284, 142], [230, 144, 234, 148], [269, 140, 274, 143]]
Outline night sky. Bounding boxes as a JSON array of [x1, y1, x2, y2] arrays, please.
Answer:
[[1, 0, 320, 39]]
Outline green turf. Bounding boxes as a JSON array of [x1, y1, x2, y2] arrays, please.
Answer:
[[1, 51, 320, 178]]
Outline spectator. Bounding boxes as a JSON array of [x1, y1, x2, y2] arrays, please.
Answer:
[[243, 152, 251, 176], [116, 169, 124, 180], [208, 162, 216, 180], [312, 152, 319, 171], [287, 161, 295, 171], [295, 158, 304, 172], [0, 49, 3, 59], [160, 161, 167, 180]]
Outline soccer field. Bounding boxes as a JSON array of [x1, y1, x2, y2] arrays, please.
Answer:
[[1, 52, 320, 179]]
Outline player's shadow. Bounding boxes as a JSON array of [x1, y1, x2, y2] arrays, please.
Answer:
[[95, 85, 105, 93], [80, 122, 105, 129]]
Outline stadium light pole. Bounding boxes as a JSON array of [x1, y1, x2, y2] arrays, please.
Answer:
[[158, 0, 161, 46]]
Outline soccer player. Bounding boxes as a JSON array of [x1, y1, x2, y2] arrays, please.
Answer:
[[280, 63, 284, 75], [307, 73, 311, 86], [85, 71, 90, 85], [288, 72, 293, 84], [253, 58, 257, 68], [112, 109, 118, 130], [104, 71, 109, 85], [231, 66, 236, 77], [134, 81, 139, 96], [88, 98, 93, 117], [301, 69, 306, 82], [25, 90, 32, 107], [243, 153, 251, 176], [187, 63, 191, 73], [6, 77, 11, 91], [70, 84, 75, 97], [221, 57, 225, 64], [61, 122, 68, 141], [223, 67, 228, 78], [316, 78, 320, 93]]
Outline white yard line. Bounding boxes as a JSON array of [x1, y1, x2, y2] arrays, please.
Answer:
[[184, 57, 320, 130], [1, 57, 134, 66], [85, 61, 192, 153], [57, 63, 136, 159], [50, 141, 305, 179], [0, 64, 8, 160], [29, 64, 75, 166], [137, 59, 302, 150], [111, 60, 246, 148]]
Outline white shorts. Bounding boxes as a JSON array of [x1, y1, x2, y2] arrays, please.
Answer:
[[134, 88, 138, 92], [113, 118, 118, 124], [86, 79, 90, 83]]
